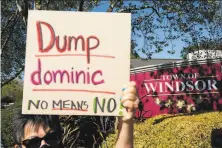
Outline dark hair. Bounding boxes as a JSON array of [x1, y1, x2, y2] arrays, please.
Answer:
[[13, 110, 63, 146]]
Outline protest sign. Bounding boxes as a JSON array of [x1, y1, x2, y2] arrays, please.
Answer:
[[22, 10, 131, 115]]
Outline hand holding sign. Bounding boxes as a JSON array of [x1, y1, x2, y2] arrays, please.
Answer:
[[121, 81, 139, 121], [115, 81, 138, 147]]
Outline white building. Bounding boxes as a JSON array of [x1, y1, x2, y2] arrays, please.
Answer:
[[187, 50, 222, 60]]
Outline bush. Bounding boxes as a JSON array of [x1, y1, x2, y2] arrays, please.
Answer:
[[60, 116, 116, 147], [103, 112, 222, 148], [1, 96, 15, 104], [1, 80, 23, 147]]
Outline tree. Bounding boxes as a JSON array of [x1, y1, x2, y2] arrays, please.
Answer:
[[1, 0, 96, 87], [1, 0, 221, 86], [179, 1, 222, 59], [1, 79, 23, 147], [1, 0, 26, 87]]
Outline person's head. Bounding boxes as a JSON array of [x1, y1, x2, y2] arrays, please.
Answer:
[[13, 110, 64, 148]]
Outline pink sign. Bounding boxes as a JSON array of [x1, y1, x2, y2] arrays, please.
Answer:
[[130, 59, 222, 118]]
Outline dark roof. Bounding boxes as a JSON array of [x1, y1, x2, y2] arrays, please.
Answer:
[[130, 58, 182, 69]]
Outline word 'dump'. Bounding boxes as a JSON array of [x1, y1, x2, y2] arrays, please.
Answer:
[[36, 21, 100, 64]]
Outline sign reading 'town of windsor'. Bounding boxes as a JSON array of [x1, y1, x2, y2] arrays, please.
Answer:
[[22, 10, 131, 115], [131, 59, 222, 118]]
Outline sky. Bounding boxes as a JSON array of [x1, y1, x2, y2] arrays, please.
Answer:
[[91, 1, 184, 59]]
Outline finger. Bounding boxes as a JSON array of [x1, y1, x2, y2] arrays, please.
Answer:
[[129, 81, 136, 87], [122, 81, 136, 88], [134, 98, 140, 109], [121, 93, 137, 103], [122, 86, 137, 96], [122, 100, 138, 110], [122, 81, 136, 91]]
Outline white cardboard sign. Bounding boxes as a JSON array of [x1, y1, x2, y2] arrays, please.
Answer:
[[22, 10, 131, 115]]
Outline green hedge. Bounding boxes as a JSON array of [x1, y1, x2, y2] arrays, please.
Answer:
[[1, 80, 23, 147], [103, 112, 222, 148], [1, 100, 22, 148]]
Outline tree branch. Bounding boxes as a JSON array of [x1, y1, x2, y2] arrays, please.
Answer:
[[1, 12, 18, 35], [46, 0, 51, 10], [78, 0, 84, 11], [16, 0, 28, 24], [118, 5, 160, 17], [1, 16, 18, 52], [107, 0, 119, 12], [152, 7, 160, 17], [145, 10, 155, 18], [1, 66, 24, 88]]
